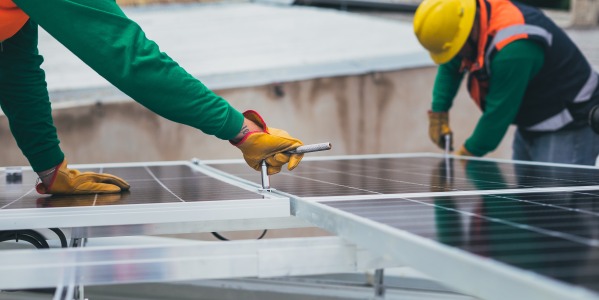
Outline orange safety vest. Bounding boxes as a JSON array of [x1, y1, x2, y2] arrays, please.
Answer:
[[461, 0, 527, 110], [0, 0, 29, 41], [460, 0, 598, 131]]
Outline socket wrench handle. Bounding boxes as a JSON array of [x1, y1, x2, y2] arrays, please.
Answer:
[[286, 142, 332, 154]]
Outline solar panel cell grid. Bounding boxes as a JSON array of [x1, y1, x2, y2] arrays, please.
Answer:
[[0, 164, 262, 209], [321, 191, 599, 292], [208, 157, 599, 197]]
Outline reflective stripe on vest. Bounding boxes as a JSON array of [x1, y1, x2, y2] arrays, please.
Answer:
[[526, 70, 598, 131], [484, 24, 553, 76], [526, 109, 573, 131]]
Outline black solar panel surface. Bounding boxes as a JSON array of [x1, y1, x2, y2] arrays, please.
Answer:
[[209, 157, 599, 197], [321, 191, 599, 292], [2, 156, 599, 296], [0, 164, 261, 209]]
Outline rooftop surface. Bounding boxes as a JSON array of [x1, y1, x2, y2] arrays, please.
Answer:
[[39, 2, 432, 102], [35, 2, 599, 103]]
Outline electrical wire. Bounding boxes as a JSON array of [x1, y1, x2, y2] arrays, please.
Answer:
[[211, 229, 267, 241], [49, 228, 68, 248], [0, 230, 50, 249]]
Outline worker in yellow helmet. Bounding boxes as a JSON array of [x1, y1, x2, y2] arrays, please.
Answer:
[[414, 0, 599, 165], [0, 0, 304, 195]]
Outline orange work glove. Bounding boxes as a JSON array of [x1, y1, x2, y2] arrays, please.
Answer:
[[36, 160, 130, 195], [455, 145, 474, 156], [428, 111, 453, 150], [232, 110, 304, 175]]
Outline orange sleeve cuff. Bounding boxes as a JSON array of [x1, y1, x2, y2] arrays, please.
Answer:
[[0, 6, 29, 41]]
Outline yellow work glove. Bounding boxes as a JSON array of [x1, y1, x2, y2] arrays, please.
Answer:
[[428, 111, 453, 150], [455, 145, 474, 156], [36, 160, 130, 195], [232, 110, 304, 175]]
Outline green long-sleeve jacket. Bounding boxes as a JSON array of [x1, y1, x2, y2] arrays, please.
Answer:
[[431, 40, 545, 157], [1, 0, 244, 171]]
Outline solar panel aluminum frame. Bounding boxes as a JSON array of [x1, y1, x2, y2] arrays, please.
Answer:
[[69, 216, 313, 239], [0, 236, 400, 290], [0, 160, 295, 235]]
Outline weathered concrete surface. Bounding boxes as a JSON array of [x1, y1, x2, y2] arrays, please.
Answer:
[[0, 67, 512, 167], [571, 0, 599, 27]]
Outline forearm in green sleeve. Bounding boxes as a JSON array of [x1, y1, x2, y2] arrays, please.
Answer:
[[432, 56, 464, 112], [465, 40, 544, 156], [13, 0, 244, 140], [0, 20, 64, 172]]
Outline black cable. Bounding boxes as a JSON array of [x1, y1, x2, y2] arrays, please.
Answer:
[[23, 230, 50, 249], [0, 230, 56, 294], [211, 229, 268, 241], [0, 230, 50, 249], [15, 234, 46, 249], [49, 228, 68, 248], [19, 230, 50, 249], [0, 232, 44, 249]]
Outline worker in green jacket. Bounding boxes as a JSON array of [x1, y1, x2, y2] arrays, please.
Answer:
[[0, 0, 303, 195], [415, 0, 599, 165]]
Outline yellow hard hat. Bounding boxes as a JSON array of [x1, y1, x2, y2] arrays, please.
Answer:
[[413, 0, 476, 64]]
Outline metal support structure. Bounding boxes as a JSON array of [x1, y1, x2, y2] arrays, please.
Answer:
[[373, 269, 385, 299], [0, 237, 400, 290], [67, 237, 87, 300]]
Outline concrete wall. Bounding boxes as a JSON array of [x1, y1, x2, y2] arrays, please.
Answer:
[[571, 0, 599, 27], [0, 67, 515, 167]]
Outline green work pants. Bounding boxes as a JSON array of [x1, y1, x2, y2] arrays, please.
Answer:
[[2, 0, 244, 171]]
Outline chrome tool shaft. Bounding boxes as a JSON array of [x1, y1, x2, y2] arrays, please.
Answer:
[[260, 142, 332, 191], [286, 142, 332, 154]]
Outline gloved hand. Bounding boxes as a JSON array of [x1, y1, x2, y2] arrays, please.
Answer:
[[428, 111, 453, 150], [455, 145, 474, 156], [232, 110, 304, 175], [36, 160, 130, 195]]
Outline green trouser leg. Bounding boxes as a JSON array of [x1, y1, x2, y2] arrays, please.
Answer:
[[13, 0, 244, 140], [0, 21, 64, 172]]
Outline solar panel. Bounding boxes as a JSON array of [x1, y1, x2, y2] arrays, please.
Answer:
[[207, 155, 599, 197], [320, 190, 599, 293], [3, 154, 599, 299], [0, 161, 292, 231], [1, 164, 264, 210]]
